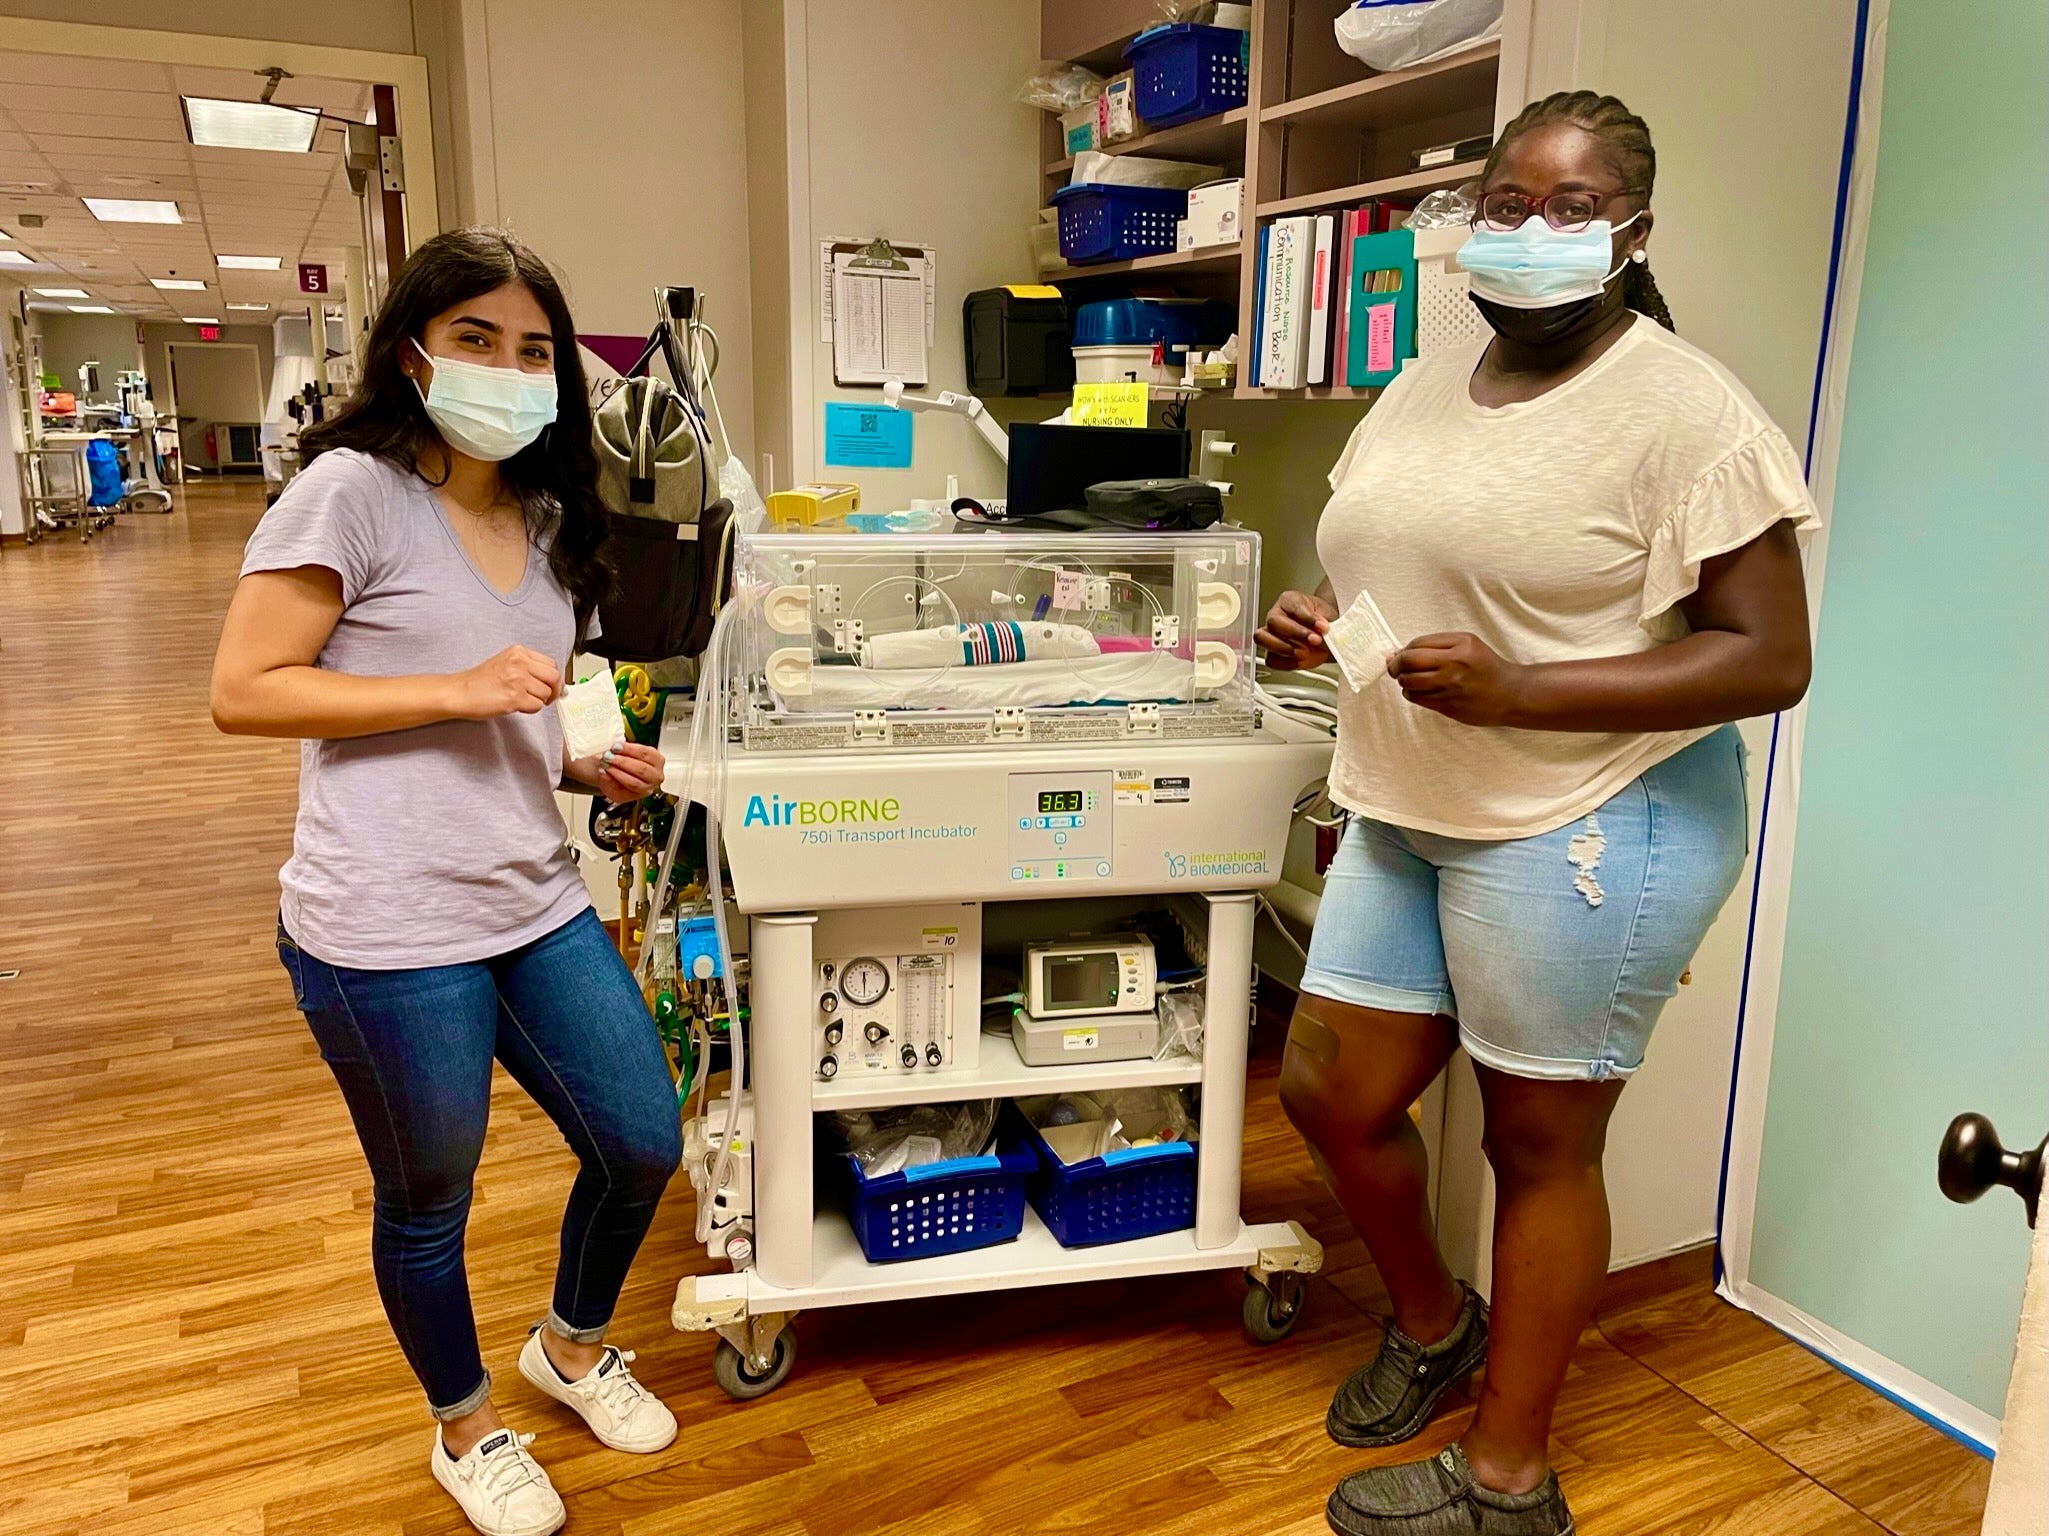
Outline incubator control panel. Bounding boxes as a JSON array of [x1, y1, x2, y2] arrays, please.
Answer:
[[1007, 770, 1114, 883]]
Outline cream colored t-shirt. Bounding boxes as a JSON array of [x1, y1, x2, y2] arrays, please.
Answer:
[[1315, 319, 1821, 840]]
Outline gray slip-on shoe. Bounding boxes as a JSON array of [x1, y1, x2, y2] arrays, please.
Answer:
[[1327, 1283, 1489, 1448], [1326, 1445, 1574, 1536]]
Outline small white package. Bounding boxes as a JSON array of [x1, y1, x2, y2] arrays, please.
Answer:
[[559, 667, 627, 760], [1324, 586, 1402, 691]]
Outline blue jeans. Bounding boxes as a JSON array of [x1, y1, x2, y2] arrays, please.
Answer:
[[1302, 727, 1749, 1081], [277, 906, 682, 1420]]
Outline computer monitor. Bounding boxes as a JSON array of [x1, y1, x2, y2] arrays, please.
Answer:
[[1005, 423, 1189, 520]]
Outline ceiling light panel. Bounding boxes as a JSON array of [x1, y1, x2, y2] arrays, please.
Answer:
[[150, 278, 207, 290], [0, 250, 35, 267], [69, 304, 115, 313], [226, 302, 270, 311], [181, 96, 319, 154], [36, 287, 89, 297], [215, 254, 282, 270], [83, 197, 181, 223]]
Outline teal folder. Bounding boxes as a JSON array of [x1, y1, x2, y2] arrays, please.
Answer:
[[1345, 228, 1417, 388]]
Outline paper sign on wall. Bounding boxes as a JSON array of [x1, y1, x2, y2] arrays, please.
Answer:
[[1069, 381, 1149, 427], [823, 401, 914, 468]]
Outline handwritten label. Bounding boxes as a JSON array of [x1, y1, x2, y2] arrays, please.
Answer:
[[1070, 381, 1149, 428], [1051, 568, 1085, 610], [1367, 303, 1397, 376]]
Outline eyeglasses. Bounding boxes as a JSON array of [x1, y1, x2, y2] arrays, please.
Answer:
[[1473, 188, 1647, 233]]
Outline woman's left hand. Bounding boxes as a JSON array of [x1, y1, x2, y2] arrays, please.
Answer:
[[590, 741, 667, 803], [1387, 633, 1530, 727]]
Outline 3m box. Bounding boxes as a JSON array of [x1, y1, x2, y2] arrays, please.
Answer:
[[1178, 179, 1242, 251]]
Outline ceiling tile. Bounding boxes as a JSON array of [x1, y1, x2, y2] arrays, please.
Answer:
[[0, 55, 170, 91], [11, 110, 183, 142]]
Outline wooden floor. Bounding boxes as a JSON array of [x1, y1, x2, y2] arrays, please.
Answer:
[[0, 486, 1989, 1536]]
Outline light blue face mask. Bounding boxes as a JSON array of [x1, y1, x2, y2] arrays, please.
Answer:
[[1456, 212, 1642, 310], [410, 339, 558, 461]]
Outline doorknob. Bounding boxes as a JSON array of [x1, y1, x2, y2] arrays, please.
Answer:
[[1938, 1113, 2044, 1228]]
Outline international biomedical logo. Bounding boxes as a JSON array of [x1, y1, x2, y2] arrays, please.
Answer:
[[741, 792, 901, 828]]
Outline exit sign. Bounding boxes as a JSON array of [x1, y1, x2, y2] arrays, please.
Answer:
[[297, 263, 328, 294], [197, 323, 221, 341]]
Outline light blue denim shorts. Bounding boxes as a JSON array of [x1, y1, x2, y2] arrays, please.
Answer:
[[1300, 727, 1749, 1082]]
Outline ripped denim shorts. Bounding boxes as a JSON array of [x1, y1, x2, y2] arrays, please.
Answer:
[[1300, 727, 1749, 1082]]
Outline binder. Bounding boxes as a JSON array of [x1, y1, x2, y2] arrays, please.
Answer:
[[1345, 228, 1417, 389], [1306, 214, 1335, 387], [1251, 223, 1270, 387], [1261, 216, 1315, 389]]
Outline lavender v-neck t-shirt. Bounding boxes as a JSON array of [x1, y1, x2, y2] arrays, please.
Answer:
[[241, 448, 592, 968]]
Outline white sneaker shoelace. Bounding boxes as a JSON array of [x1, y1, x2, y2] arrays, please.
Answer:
[[472, 1432, 550, 1511], [584, 1348, 655, 1420]]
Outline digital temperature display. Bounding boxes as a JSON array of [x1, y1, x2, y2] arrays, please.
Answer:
[[1038, 790, 1084, 814]]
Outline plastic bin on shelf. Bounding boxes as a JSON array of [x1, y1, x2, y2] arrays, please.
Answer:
[[840, 1135, 1038, 1264], [1018, 1114, 1199, 1248], [1051, 183, 1189, 266], [1125, 23, 1250, 129]]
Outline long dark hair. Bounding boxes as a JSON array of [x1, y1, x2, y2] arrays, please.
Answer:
[[1483, 91, 1677, 332], [303, 227, 610, 627]]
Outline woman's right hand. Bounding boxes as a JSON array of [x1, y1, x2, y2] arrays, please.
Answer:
[[1256, 590, 1339, 671], [451, 645, 562, 718]]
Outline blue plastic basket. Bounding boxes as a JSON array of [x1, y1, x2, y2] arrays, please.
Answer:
[[1125, 23, 1250, 129], [1020, 1115, 1198, 1248], [1051, 183, 1189, 265], [841, 1135, 1038, 1264]]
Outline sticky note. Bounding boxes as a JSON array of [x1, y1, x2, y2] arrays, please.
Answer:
[[1051, 568, 1085, 610], [1366, 303, 1397, 377], [1070, 381, 1150, 428], [823, 401, 914, 468]]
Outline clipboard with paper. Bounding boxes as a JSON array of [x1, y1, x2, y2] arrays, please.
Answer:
[[828, 237, 931, 388]]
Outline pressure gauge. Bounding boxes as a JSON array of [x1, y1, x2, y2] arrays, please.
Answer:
[[840, 956, 889, 1007]]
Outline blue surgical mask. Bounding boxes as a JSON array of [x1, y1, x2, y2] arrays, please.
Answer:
[[410, 339, 558, 461], [1456, 213, 1642, 310]]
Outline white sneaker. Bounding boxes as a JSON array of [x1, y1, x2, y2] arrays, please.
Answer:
[[518, 1328, 679, 1453], [430, 1425, 565, 1536]]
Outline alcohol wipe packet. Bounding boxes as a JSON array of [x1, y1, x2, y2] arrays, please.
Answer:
[[1324, 586, 1402, 691], [559, 667, 628, 761]]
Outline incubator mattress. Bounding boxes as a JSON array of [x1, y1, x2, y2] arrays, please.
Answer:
[[776, 650, 1199, 714]]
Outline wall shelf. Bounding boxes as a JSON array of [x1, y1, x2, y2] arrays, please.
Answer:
[[1261, 43, 1500, 134], [1044, 242, 1242, 282], [1043, 106, 1252, 176], [1254, 160, 1487, 219], [1233, 384, 1378, 402]]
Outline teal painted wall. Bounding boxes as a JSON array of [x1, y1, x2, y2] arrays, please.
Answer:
[[1749, 0, 2049, 1420]]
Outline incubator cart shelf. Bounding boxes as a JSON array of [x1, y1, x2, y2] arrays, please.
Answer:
[[679, 1208, 1317, 1315], [810, 1027, 1203, 1111]]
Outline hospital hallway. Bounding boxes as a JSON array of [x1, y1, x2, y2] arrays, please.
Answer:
[[0, 485, 1990, 1536]]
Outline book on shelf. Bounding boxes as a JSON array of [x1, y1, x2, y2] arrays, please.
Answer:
[[1259, 216, 1315, 390], [1305, 214, 1335, 387], [1250, 223, 1270, 387]]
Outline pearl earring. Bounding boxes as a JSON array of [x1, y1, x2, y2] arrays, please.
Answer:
[[1630, 249, 1648, 264]]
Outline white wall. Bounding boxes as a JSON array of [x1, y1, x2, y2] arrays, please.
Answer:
[[144, 323, 275, 413], [34, 311, 143, 388], [754, 0, 1042, 503], [439, 0, 755, 462]]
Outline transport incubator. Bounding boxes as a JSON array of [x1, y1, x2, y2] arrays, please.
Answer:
[[652, 525, 1337, 1397]]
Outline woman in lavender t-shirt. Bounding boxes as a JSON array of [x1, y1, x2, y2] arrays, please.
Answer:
[[213, 229, 678, 1536]]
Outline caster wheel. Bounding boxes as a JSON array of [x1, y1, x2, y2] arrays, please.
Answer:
[[713, 1330, 795, 1400], [1242, 1272, 1306, 1345]]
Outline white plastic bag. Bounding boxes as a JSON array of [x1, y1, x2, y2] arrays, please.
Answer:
[[1334, 0, 1503, 73], [1071, 151, 1225, 190]]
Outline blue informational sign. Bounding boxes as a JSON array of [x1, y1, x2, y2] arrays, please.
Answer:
[[823, 400, 914, 468]]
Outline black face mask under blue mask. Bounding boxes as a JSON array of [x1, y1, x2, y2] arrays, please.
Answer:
[[1470, 290, 1610, 346]]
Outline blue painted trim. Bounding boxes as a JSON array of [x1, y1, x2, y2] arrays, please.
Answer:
[[1769, 1323, 1996, 1460], [1713, 0, 1874, 1290]]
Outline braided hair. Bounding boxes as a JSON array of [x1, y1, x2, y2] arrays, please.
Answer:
[[1483, 91, 1677, 332]]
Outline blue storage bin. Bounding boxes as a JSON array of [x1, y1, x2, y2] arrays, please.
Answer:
[[1019, 1113, 1198, 1248], [1125, 23, 1250, 129], [1051, 183, 1189, 265], [841, 1134, 1038, 1263], [1074, 297, 1237, 351]]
